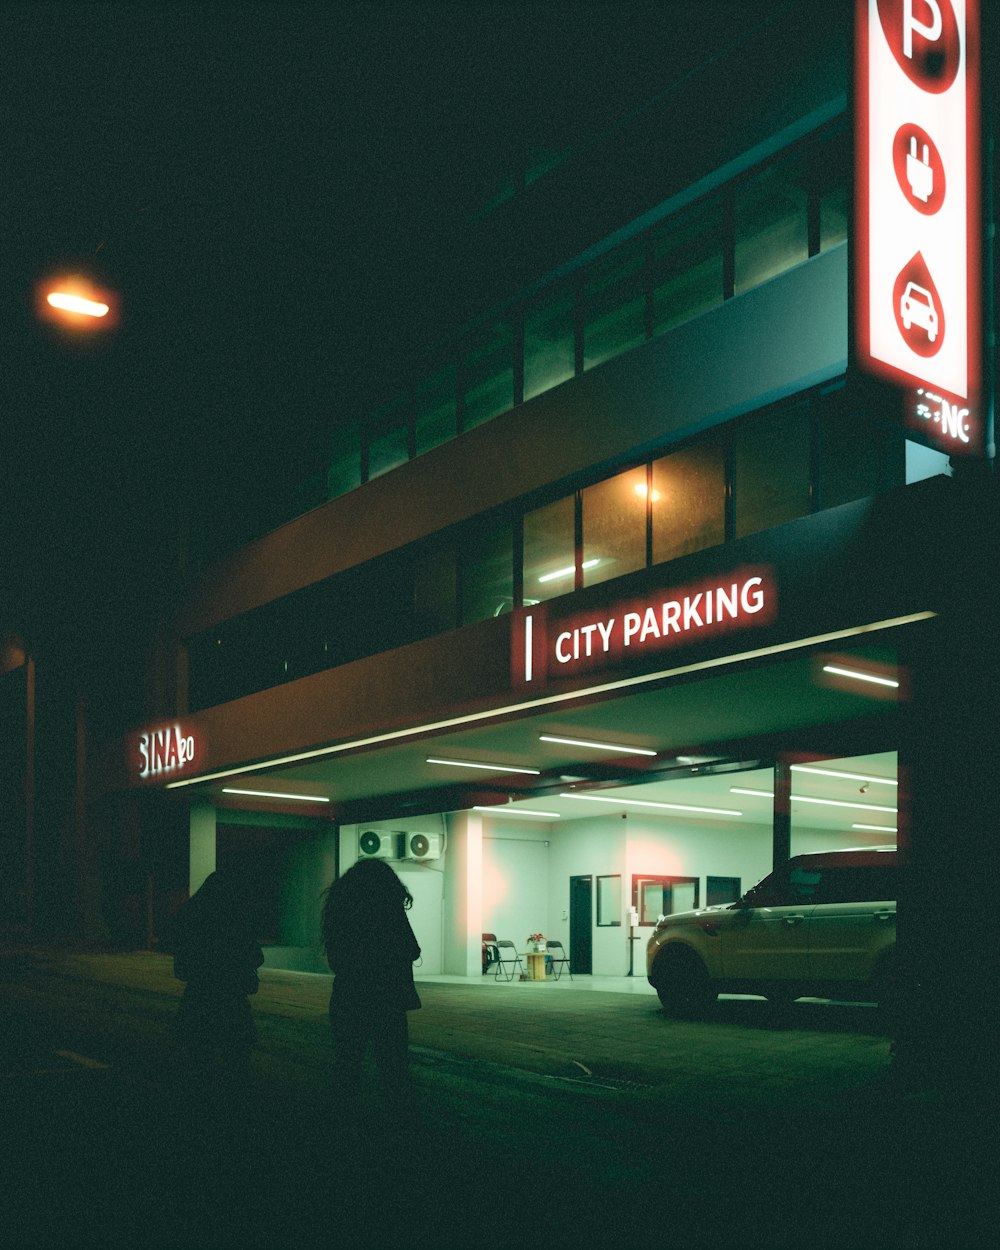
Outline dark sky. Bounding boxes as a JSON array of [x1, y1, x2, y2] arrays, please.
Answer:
[[1, 2, 792, 650]]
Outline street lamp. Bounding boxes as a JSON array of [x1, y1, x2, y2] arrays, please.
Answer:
[[37, 273, 117, 330]]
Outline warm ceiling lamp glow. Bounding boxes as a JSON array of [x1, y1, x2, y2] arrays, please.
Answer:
[[222, 787, 330, 803], [539, 734, 656, 757], [791, 764, 897, 787], [560, 792, 743, 817], [822, 664, 899, 688], [633, 484, 662, 502], [46, 292, 110, 317], [427, 757, 541, 775]]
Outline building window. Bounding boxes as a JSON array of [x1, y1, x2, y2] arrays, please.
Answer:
[[411, 540, 457, 639], [632, 874, 700, 925], [459, 518, 514, 624], [523, 494, 576, 603], [327, 422, 361, 500], [651, 439, 726, 565], [366, 398, 410, 481], [733, 401, 812, 539], [651, 199, 724, 335], [818, 386, 904, 509], [597, 875, 622, 926], [706, 875, 742, 906], [523, 288, 576, 402], [462, 322, 514, 431], [581, 465, 648, 589], [415, 365, 457, 456], [733, 153, 809, 296], [583, 238, 647, 371]]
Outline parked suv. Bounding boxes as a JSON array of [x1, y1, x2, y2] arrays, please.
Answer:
[[646, 848, 899, 1016]]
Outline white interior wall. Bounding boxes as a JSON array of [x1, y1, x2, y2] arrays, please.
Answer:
[[480, 823, 551, 952]]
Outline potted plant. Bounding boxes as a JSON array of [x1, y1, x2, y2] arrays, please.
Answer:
[[528, 932, 546, 952]]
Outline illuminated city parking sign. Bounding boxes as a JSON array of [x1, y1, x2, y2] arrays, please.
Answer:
[[856, 0, 980, 451], [514, 569, 775, 686]]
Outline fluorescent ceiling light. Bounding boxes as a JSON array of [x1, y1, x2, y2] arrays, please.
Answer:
[[791, 764, 897, 787], [852, 823, 898, 833], [560, 792, 743, 817], [427, 757, 540, 775], [822, 664, 899, 689], [473, 806, 561, 819], [539, 734, 656, 757], [730, 786, 897, 814], [167, 611, 934, 791], [222, 787, 330, 803], [538, 559, 600, 584]]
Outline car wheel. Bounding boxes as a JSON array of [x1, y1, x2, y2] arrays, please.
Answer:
[[654, 949, 715, 1018]]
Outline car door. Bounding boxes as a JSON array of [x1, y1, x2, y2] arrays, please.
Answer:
[[804, 864, 898, 988], [718, 863, 819, 984]]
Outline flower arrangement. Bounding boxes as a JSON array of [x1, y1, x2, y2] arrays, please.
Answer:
[[527, 932, 546, 951]]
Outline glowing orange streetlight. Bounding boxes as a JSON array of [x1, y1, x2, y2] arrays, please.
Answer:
[[38, 274, 117, 329], [46, 291, 109, 318]]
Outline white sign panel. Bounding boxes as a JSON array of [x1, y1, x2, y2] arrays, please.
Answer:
[[857, 0, 980, 450]]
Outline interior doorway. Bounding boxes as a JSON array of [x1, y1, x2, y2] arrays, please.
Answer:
[[570, 874, 593, 974]]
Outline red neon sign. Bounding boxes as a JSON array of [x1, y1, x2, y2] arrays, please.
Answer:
[[856, 0, 980, 452], [514, 568, 776, 687], [134, 723, 200, 781]]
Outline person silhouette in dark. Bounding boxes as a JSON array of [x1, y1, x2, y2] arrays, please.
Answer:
[[320, 858, 421, 1118], [170, 867, 265, 1087]]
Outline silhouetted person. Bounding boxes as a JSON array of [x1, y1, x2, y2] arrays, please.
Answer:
[[320, 859, 421, 1118], [171, 868, 265, 1087]]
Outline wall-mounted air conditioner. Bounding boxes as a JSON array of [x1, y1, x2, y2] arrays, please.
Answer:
[[358, 830, 403, 859], [405, 832, 442, 861]]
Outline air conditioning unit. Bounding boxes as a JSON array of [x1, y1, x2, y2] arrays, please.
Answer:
[[406, 832, 442, 861], [358, 830, 402, 859]]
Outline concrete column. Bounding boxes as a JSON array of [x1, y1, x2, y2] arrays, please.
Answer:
[[442, 810, 483, 976], [188, 800, 216, 895], [772, 758, 792, 868]]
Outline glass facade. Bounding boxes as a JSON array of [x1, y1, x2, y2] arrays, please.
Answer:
[[191, 120, 848, 558], [186, 378, 908, 712]]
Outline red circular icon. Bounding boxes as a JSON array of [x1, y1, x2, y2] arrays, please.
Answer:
[[892, 123, 946, 213], [877, 0, 961, 94], [894, 251, 945, 358]]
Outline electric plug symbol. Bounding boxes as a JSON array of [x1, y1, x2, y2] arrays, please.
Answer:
[[906, 136, 933, 203]]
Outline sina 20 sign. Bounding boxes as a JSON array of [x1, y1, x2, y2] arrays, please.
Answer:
[[856, 0, 981, 451]]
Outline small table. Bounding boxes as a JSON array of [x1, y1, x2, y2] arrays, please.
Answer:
[[524, 951, 548, 981]]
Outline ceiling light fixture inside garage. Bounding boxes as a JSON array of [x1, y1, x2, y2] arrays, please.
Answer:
[[222, 787, 330, 803], [426, 757, 541, 775], [560, 792, 743, 817], [473, 806, 561, 819], [539, 734, 656, 756], [730, 787, 897, 814]]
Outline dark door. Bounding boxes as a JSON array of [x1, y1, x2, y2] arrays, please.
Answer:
[[569, 875, 593, 974]]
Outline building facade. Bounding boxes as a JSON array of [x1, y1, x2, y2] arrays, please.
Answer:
[[88, 5, 995, 1072]]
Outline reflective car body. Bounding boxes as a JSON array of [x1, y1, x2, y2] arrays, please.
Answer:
[[646, 848, 899, 1014]]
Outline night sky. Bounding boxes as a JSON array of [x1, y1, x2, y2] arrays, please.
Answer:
[[1, 2, 791, 656]]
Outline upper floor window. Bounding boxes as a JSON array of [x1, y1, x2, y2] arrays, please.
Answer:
[[733, 152, 810, 296]]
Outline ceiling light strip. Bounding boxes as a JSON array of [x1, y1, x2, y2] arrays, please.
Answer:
[[426, 757, 540, 775], [822, 664, 899, 688], [730, 787, 897, 814], [221, 787, 330, 803], [473, 806, 562, 819], [852, 823, 898, 833], [166, 610, 935, 790], [790, 764, 897, 787], [559, 792, 743, 817], [538, 734, 657, 757]]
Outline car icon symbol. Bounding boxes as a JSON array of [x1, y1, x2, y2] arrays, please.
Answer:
[[900, 281, 938, 342]]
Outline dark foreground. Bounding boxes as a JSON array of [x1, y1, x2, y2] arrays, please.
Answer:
[[1, 948, 996, 1249]]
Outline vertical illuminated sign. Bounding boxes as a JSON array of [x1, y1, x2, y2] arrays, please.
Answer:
[[856, 0, 980, 451]]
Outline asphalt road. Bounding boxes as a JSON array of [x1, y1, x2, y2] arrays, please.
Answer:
[[1, 949, 996, 1249]]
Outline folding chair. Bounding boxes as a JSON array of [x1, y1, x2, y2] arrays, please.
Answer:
[[546, 938, 572, 980], [482, 932, 500, 975], [492, 939, 524, 982]]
